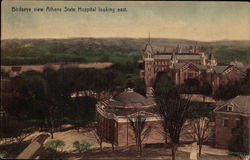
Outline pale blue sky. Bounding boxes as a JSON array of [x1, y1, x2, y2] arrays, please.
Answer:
[[1, 1, 249, 41]]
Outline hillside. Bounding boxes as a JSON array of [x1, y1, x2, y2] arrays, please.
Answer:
[[1, 38, 249, 65]]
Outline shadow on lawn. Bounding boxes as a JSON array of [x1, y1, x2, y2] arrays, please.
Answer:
[[0, 140, 32, 159]]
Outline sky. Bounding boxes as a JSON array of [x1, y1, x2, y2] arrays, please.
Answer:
[[1, 1, 249, 41]]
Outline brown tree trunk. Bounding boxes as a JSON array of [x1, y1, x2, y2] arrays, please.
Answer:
[[100, 139, 103, 151], [50, 128, 54, 139], [50, 117, 54, 139], [112, 142, 114, 151], [171, 143, 178, 160], [138, 136, 142, 157], [198, 144, 202, 157]]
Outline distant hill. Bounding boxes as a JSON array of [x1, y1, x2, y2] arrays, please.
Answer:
[[1, 38, 249, 65]]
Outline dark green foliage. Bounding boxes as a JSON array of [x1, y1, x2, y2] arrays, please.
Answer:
[[153, 72, 179, 98], [229, 128, 250, 154], [187, 102, 215, 119], [1, 39, 141, 65], [181, 78, 200, 94], [70, 96, 97, 129], [0, 120, 33, 140], [1, 38, 249, 65], [214, 80, 250, 100], [1, 64, 144, 139], [199, 82, 212, 97], [44, 140, 65, 151], [213, 46, 250, 65], [73, 141, 92, 153], [126, 74, 146, 96], [0, 140, 31, 159]]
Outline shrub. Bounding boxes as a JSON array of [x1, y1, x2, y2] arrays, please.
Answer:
[[73, 141, 92, 153], [44, 140, 65, 151], [229, 128, 250, 154]]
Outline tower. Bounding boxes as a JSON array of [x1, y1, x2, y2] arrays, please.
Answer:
[[143, 33, 155, 95], [175, 44, 182, 53], [200, 52, 206, 65], [170, 49, 178, 68], [207, 53, 217, 67], [194, 42, 198, 54]]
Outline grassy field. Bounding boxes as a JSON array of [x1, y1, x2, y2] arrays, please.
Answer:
[[1, 38, 249, 65]]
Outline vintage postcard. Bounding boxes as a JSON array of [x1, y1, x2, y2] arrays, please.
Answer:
[[1, 1, 249, 160]]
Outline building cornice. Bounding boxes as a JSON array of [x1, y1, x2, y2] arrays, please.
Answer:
[[214, 111, 250, 117]]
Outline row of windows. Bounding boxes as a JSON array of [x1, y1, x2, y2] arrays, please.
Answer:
[[155, 67, 168, 72], [155, 61, 168, 65]]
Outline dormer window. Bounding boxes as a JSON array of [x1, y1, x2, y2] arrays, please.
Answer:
[[227, 105, 233, 112]]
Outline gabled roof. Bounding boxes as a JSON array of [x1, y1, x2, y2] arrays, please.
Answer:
[[173, 62, 206, 71], [212, 65, 246, 74], [212, 66, 228, 74], [214, 95, 250, 115]]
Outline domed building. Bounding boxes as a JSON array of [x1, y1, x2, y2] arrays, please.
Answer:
[[96, 88, 164, 146]]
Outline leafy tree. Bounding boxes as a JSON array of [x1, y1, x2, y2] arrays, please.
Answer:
[[126, 75, 146, 96], [214, 82, 240, 100], [181, 78, 200, 94], [199, 82, 212, 102], [153, 72, 178, 98]]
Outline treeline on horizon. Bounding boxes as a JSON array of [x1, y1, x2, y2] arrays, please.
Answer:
[[1, 38, 250, 65]]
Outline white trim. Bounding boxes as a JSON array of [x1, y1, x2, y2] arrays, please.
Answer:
[[227, 105, 233, 112], [144, 58, 154, 61], [96, 106, 163, 123], [116, 116, 162, 123], [214, 111, 250, 117]]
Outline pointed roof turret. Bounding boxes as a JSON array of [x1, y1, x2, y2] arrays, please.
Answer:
[[170, 50, 178, 63], [208, 53, 215, 60], [144, 32, 153, 54]]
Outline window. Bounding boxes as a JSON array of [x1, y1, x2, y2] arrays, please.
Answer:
[[223, 118, 229, 127], [236, 118, 241, 128], [227, 105, 233, 112], [188, 73, 193, 78]]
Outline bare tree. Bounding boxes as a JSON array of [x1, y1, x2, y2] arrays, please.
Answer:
[[128, 113, 152, 157], [155, 92, 192, 160], [190, 117, 213, 157], [92, 127, 104, 151]]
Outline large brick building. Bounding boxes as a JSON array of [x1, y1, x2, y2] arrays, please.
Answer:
[[142, 41, 247, 95], [96, 88, 164, 146], [213, 95, 250, 149]]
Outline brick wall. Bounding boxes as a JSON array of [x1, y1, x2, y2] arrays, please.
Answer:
[[214, 112, 248, 149], [117, 120, 165, 146]]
